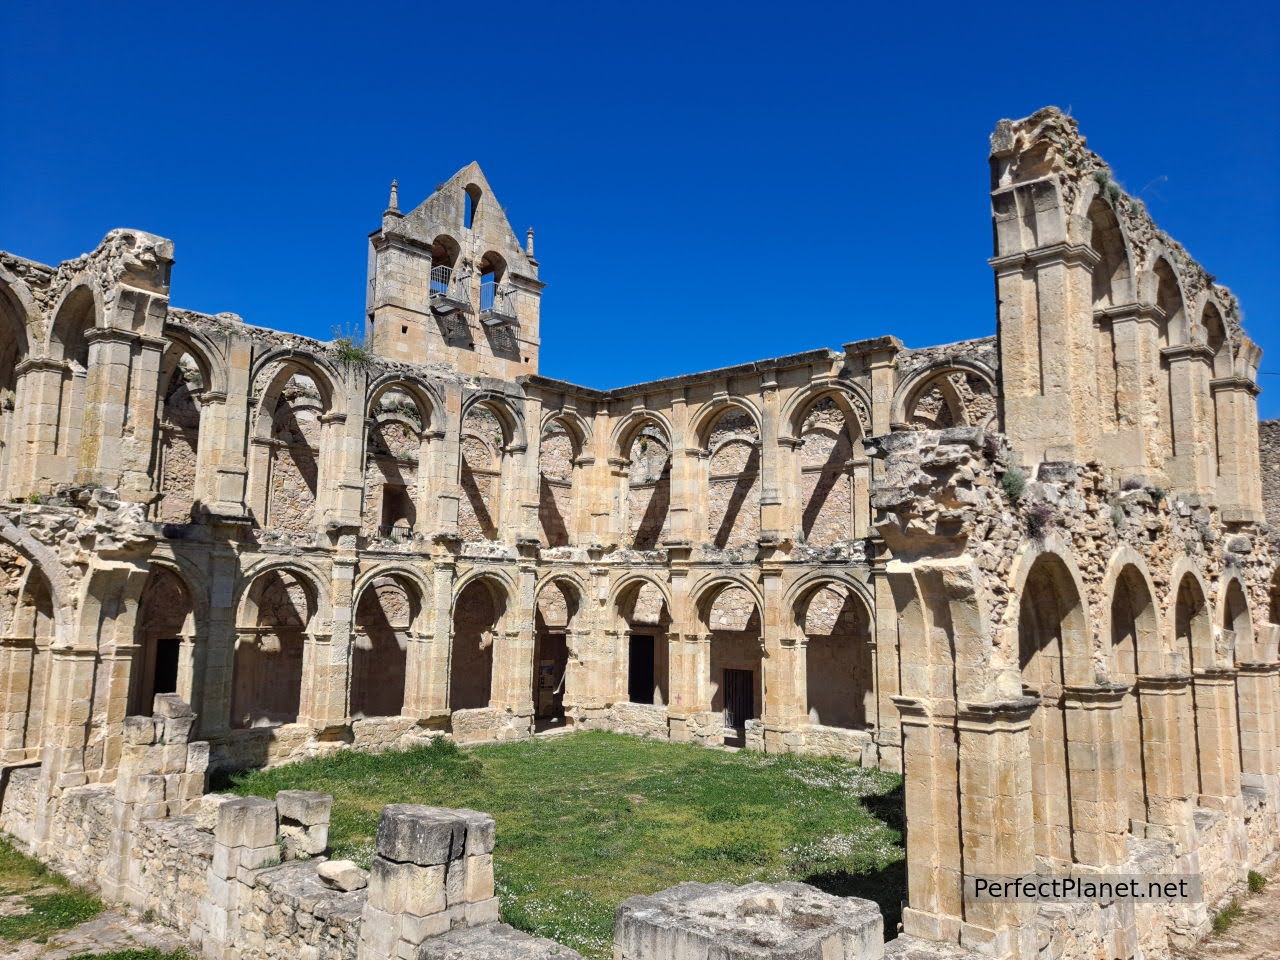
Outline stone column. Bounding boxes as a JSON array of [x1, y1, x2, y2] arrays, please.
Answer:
[[1191, 670, 1242, 810], [422, 554, 456, 719], [955, 698, 1038, 960], [1162, 344, 1215, 496], [762, 636, 807, 754], [299, 552, 356, 731], [758, 374, 782, 540], [1096, 307, 1161, 476], [1235, 661, 1279, 789], [0, 635, 37, 762], [18, 358, 75, 492], [1135, 675, 1195, 849], [32, 648, 99, 848], [871, 568, 904, 772], [76, 328, 135, 487], [1061, 684, 1129, 867], [666, 633, 711, 744], [196, 522, 249, 739], [1211, 377, 1263, 521], [666, 392, 697, 545], [119, 333, 168, 501]]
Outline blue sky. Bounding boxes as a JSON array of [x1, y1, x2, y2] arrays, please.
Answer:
[[3, 2, 1277, 411]]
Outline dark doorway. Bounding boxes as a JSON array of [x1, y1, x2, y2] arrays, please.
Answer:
[[534, 632, 569, 731], [628, 634, 656, 704], [153, 638, 181, 697], [723, 668, 754, 731]]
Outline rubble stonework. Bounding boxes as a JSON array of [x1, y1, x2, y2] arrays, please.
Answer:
[[0, 106, 1275, 959]]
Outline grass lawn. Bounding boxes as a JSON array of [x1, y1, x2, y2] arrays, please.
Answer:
[[227, 731, 905, 959], [0, 834, 102, 945]]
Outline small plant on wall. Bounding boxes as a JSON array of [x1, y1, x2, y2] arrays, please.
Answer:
[[331, 323, 375, 370]]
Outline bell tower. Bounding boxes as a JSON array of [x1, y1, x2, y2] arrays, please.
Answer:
[[366, 163, 543, 378]]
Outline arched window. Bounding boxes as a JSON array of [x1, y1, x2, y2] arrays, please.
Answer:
[[364, 386, 429, 541], [132, 567, 196, 715], [616, 580, 670, 706], [1154, 260, 1184, 461], [0, 285, 29, 497], [623, 420, 671, 549], [538, 420, 577, 547], [798, 584, 873, 730], [155, 348, 205, 523], [704, 408, 760, 550], [464, 184, 482, 229], [797, 397, 862, 545], [451, 578, 505, 712], [352, 575, 418, 719], [233, 569, 314, 728], [534, 580, 580, 730], [703, 584, 762, 747], [458, 403, 509, 541]]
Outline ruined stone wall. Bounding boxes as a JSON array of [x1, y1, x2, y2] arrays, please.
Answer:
[[1259, 419, 1280, 555]]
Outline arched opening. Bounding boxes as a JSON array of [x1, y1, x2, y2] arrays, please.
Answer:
[[704, 407, 760, 550], [1154, 259, 1185, 461], [458, 402, 509, 541], [1109, 565, 1159, 828], [232, 569, 313, 728], [797, 396, 862, 545], [49, 286, 96, 483], [450, 578, 503, 712], [1088, 198, 1134, 431], [538, 419, 577, 548], [1270, 568, 1280, 627], [1018, 554, 1087, 868], [351, 575, 417, 719], [1173, 574, 1211, 800], [364, 385, 429, 542], [616, 580, 670, 706], [534, 580, 578, 731], [905, 370, 996, 431], [798, 583, 873, 729], [131, 567, 196, 716], [623, 419, 671, 549], [1222, 578, 1251, 779], [0, 286, 30, 497], [1203, 303, 1229, 481], [154, 347, 205, 523], [253, 364, 332, 534], [0, 554, 56, 758], [464, 184, 481, 229], [430, 235, 461, 296], [704, 584, 762, 747]]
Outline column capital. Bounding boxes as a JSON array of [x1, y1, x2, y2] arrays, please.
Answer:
[[988, 241, 1100, 272], [1210, 375, 1261, 397]]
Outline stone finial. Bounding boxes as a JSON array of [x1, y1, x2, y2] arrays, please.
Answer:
[[526, 227, 535, 257], [385, 178, 403, 218]]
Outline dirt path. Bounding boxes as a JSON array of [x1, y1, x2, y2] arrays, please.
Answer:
[[1188, 877, 1280, 959]]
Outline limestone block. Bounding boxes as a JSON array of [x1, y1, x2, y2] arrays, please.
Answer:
[[123, 715, 159, 745], [317, 859, 368, 891], [456, 809, 496, 856], [240, 843, 280, 870], [418, 924, 586, 959], [153, 693, 194, 719], [187, 740, 210, 774], [464, 854, 495, 903], [614, 881, 885, 960], [368, 857, 446, 916], [216, 796, 278, 849], [277, 789, 333, 826], [375, 804, 466, 865], [161, 713, 195, 744]]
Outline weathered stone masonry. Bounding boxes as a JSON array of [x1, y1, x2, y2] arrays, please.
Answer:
[[0, 107, 1277, 959]]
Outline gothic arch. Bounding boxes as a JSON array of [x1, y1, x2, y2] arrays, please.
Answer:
[[894, 361, 998, 431], [351, 571, 422, 719], [792, 577, 875, 730]]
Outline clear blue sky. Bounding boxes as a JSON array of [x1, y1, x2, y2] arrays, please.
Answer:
[[3, 2, 1277, 411]]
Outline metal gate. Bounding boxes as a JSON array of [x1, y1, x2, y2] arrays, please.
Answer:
[[723, 669, 754, 730]]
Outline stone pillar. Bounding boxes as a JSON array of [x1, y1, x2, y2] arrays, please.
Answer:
[[1211, 377, 1263, 521], [666, 391, 697, 545], [200, 795, 280, 960], [196, 523, 248, 738], [1235, 662, 1279, 789], [0, 635, 37, 762], [300, 552, 356, 730], [421, 554, 456, 720], [1135, 675, 1195, 849], [758, 374, 782, 540], [119, 333, 168, 500], [18, 358, 75, 492], [1061, 684, 1129, 867], [762, 636, 807, 754], [896, 697, 963, 944], [33, 648, 98, 846], [1162, 344, 1215, 496], [357, 805, 498, 960], [276, 789, 332, 859], [955, 698, 1038, 959], [1191, 670, 1242, 810], [666, 633, 711, 744], [1097, 307, 1162, 476]]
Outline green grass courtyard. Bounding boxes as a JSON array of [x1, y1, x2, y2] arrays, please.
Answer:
[[228, 731, 905, 959]]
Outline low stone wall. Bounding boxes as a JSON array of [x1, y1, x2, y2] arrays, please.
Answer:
[[607, 702, 669, 740], [802, 724, 876, 765], [451, 707, 534, 746], [0, 765, 39, 847]]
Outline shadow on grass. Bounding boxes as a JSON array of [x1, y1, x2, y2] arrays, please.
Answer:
[[804, 779, 906, 939]]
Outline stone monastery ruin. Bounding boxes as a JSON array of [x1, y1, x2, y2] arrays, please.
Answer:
[[0, 107, 1277, 960]]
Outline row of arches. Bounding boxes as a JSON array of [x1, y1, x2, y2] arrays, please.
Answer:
[[1015, 546, 1265, 868]]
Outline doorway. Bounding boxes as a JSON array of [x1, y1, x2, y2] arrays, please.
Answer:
[[628, 635, 656, 704], [534, 632, 569, 731], [723, 668, 754, 740]]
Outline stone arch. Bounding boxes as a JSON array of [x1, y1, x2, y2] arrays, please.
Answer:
[[0, 551, 57, 757], [232, 566, 320, 728], [700, 404, 762, 550], [1171, 569, 1212, 801], [1105, 557, 1161, 828], [793, 578, 874, 730], [0, 279, 32, 497], [131, 564, 198, 715], [364, 380, 435, 541], [1219, 574, 1252, 663], [1202, 301, 1232, 379], [538, 415, 581, 548], [613, 574, 671, 706], [1017, 550, 1090, 867], [1086, 196, 1134, 309], [45, 283, 101, 481], [251, 358, 339, 534], [618, 415, 672, 550], [533, 575, 583, 728], [351, 572, 422, 719], [449, 572, 511, 712], [793, 391, 866, 545], [458, 396, 523, 542], [897, 363, 998, 432], [697, 577, 763, 743], [153, 339, 207, 523]]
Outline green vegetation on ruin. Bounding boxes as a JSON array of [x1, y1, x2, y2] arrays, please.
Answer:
[[227, 731, 905, 960], [0, 834, 102, 944]]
